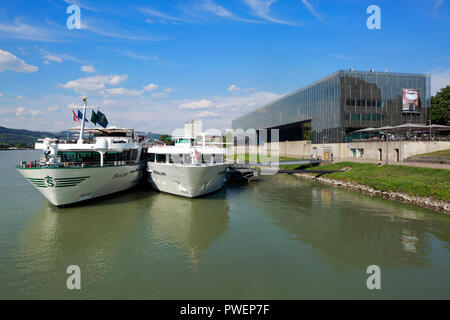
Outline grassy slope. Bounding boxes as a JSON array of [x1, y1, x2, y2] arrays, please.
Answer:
[[414, 149, 450, 158], [307, 162, 450, 201]]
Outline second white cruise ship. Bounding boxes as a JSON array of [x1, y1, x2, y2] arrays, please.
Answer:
[[147, 134, 227, 198]]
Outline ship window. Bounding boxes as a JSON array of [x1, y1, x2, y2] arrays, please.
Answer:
[[156, 154, 166, 163], [57, 151, 100, 163], [123, 150, 138, 161], [57, 151, 77, 162], [105, 152, 122, 162], [202, 154, 211, 164], [169, 154, 183, 163], [148, 153, 155, 162], [173, 154, 183, 164]]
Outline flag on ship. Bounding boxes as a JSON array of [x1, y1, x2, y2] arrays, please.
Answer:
[[72, 110, 80, 122], [90, 110, 98, 125], [77, 110, 89, 122], [96, 110, 109, 128]]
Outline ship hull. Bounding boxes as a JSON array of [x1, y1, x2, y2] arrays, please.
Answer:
[[17, 164, 144, 206], [147, 162, 227, 198]]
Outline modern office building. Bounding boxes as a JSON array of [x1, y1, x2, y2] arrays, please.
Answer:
[[232, 70, 431, 144]]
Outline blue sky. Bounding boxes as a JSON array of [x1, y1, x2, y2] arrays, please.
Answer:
[[0, 0, 449, 133]]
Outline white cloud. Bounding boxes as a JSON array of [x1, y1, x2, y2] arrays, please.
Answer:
[[16, 106, 39, 117], [202, 0, 233, 18], [200, 0, 258, 23], [44, 54, 62, 63], [124, 51, 159, 61], [63, 0, 99, 12], [0, 108, 12, 115], [59, 74, 128, 93], [430, 68, 450, 95], [0, 87, 281, 137], [101, 87, 143, 96], [0, 92, 3, 97], [228, 84, 241, 92], [15, 107, 25, 116], [165, 87, 175, 93], [140, 7, 187, 22], [242, 0, 296, 25], [152, 92, 170, 99], [179, 99, 214, 109], [0, 20, 56, 42], [0, 49, 38, 73], [82, 19, 164, 41], [47, 105, 59, 112], [143, 83, 159, 91], [81, 64, 96, 73], [301, 0, 326, 23], [214, 91, 280, 109], [228, 84, 260, 93], [197, 110, 220, 118]]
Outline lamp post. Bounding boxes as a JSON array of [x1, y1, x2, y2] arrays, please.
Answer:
[[428, 120, 432, 142], [385, 133, 389, 165]]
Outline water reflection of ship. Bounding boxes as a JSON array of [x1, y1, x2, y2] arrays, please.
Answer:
[[145, 190, 229, 269], [250, 175, 449, 268], [16, 191, 147, 277]]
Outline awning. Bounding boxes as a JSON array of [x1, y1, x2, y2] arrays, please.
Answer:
[[351, 123, 450, 134]]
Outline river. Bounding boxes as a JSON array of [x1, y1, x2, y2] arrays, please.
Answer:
[[1, 150, 449, 299]]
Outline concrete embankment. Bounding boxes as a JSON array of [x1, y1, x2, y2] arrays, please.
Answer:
[[293, 173, 450, 215]]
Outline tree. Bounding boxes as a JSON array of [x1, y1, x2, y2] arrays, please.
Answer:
[[431, 85, 450, 126], [159, 134, 174, 145]]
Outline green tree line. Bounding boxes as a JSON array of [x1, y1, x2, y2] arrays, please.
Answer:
[[431, 85, 450, 126]]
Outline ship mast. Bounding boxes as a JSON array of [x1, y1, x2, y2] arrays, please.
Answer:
[[78, 96, 88, 144]]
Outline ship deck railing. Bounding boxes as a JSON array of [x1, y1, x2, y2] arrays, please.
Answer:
[[17, 160, 139, 169]]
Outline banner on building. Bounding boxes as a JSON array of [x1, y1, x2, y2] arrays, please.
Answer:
[[402, 89, 420, 112]]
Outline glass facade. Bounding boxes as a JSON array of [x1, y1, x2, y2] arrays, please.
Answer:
[[232, 70, 431, 143]]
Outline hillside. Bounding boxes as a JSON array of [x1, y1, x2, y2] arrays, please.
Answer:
[[0, 126, 61, 148]]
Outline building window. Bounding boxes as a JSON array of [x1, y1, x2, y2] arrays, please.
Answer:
[[156, 154, 166, 163], [358, 148, 364, 158]]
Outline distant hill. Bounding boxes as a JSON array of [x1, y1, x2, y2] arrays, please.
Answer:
[[145, 132, 164, 140], [0, 126, 61, 148], [0, 126, 165, 148]]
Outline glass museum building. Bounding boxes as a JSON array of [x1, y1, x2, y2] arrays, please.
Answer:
[[232, 70, 431, 144]]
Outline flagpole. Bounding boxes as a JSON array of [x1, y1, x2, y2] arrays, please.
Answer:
[[78, 96, 88, 144]]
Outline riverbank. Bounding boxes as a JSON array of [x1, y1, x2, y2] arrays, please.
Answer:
[[293, 162, 450, 214]]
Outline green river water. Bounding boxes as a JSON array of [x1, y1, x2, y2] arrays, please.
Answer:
[[1, 150, 449, 299]]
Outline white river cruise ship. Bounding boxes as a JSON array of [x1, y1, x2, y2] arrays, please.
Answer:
[[16, 98, 147, 206]]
